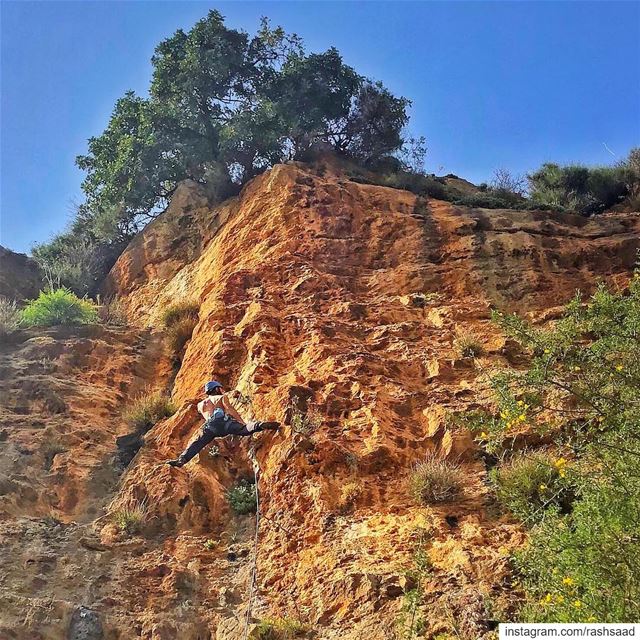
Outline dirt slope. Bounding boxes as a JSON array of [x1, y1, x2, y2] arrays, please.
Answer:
[[1, 160, 639, 639]]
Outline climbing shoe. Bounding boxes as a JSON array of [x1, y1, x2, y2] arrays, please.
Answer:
[[167, 458, 186, 468], [258, 421, 280, 432]]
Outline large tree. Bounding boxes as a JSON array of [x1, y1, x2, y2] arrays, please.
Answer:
[[40, 10, 413, 293], [76, 10, 410, 222]]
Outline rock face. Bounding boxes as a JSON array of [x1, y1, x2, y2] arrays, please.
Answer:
[[0, 245, 42, 300], [1, 161, 639, 639], [68, 607, 104, 640]]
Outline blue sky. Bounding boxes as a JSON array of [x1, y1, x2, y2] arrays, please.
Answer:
[[2, 1, 639, 253]]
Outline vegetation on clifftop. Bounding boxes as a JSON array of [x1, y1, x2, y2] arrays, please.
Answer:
[[34, 10, 416, 295]]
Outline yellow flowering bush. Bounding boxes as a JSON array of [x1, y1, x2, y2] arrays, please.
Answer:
[[476, 274, 640, 622]]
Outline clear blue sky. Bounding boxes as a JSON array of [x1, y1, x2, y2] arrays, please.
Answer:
[[2, 1, 639, 253]]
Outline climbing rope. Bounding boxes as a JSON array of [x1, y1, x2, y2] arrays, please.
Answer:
[[242, 443, 261, 640], [235, 390, 307, 633]]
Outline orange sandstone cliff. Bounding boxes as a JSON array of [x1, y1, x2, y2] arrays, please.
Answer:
[[1, 161, 639, 639]]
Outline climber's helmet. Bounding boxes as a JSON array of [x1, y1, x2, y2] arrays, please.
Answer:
[[204, 380, 224, 396]]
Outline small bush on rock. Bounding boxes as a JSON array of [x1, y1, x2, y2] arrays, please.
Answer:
[[123, 390, 176, 432], [490, 451, 573, 525], [161, 300, 200, 327], [253, 618, 309, 640], [161, 299, 199, 361], [227, 479, 257, 515], [21, 288, 98, 327], [290, 404, 322, 436], [166, 315, 198, 357], [112, 502, 147, 535], [453, 329, 484, 358], [409, 454, 462, 504]]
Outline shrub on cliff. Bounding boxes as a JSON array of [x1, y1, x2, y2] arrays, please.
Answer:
[[21, 288, 98, 327], [347, 166, 453, 200], [478, 274, 640, 622], [0, 297, 21, 339], [161, 300, 200, 327], [112, 501, 148, 535], [453, 329, 484, 358], [227, 479, 257, 515], [161, 300, 200, 361], [528, 154, 635, 215], [123, 390, 176, 432], [32, 204, 129, 296], [490, 451, 574, 525], [253, 618, 309, 639], [409, 454, 462, 504]]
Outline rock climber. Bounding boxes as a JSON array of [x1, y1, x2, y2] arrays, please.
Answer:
[[167, 380, 279, 467]]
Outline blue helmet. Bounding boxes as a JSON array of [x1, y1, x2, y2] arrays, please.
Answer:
[[204, 380, 223, 395]]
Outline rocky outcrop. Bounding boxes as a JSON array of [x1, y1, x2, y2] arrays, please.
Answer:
[[104, 162, 639, 636], [1, 161, 638, 639], [0, 245, 42, 300]]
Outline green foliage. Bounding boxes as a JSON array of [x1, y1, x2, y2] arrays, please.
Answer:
[[253, 618, 309, 640], [453, 192, 541, 210], [515, 455, 640, 623], [112, 502, 147, 535], [21, 288, 98, 327], [227, 478, 257, 515], [483, 273, 640, 621], [0, 297, 21, 339], [32, 202, 129, 296], [490, 451, 573, 525], [76, 11, 410, 227], [409, 454, 462, 504], [123, 389, 176, 432], [347, 166, 452, 200], [623, 147, 640, 207], [38, 11, 412, 294], [528, 161, 630, 215], [396, 587, 426, 639]]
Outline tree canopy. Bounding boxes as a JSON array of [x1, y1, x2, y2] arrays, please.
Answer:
[[75, 11, 411, 234], [37, 11, 414, 294]]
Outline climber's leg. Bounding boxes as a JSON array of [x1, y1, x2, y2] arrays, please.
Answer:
[[222, 419, 254, 437], [254, 421, 280, 431], [167, 424, 217, 467], [223, 419, 281, 437]]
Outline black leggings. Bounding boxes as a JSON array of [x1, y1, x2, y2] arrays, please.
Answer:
[[180, 418, 255, 463]]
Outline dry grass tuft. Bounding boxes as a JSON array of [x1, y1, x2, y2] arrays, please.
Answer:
[[409, 453, 463, 504], [123, 389, 176, 432], [453, 329, 484, 358]]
